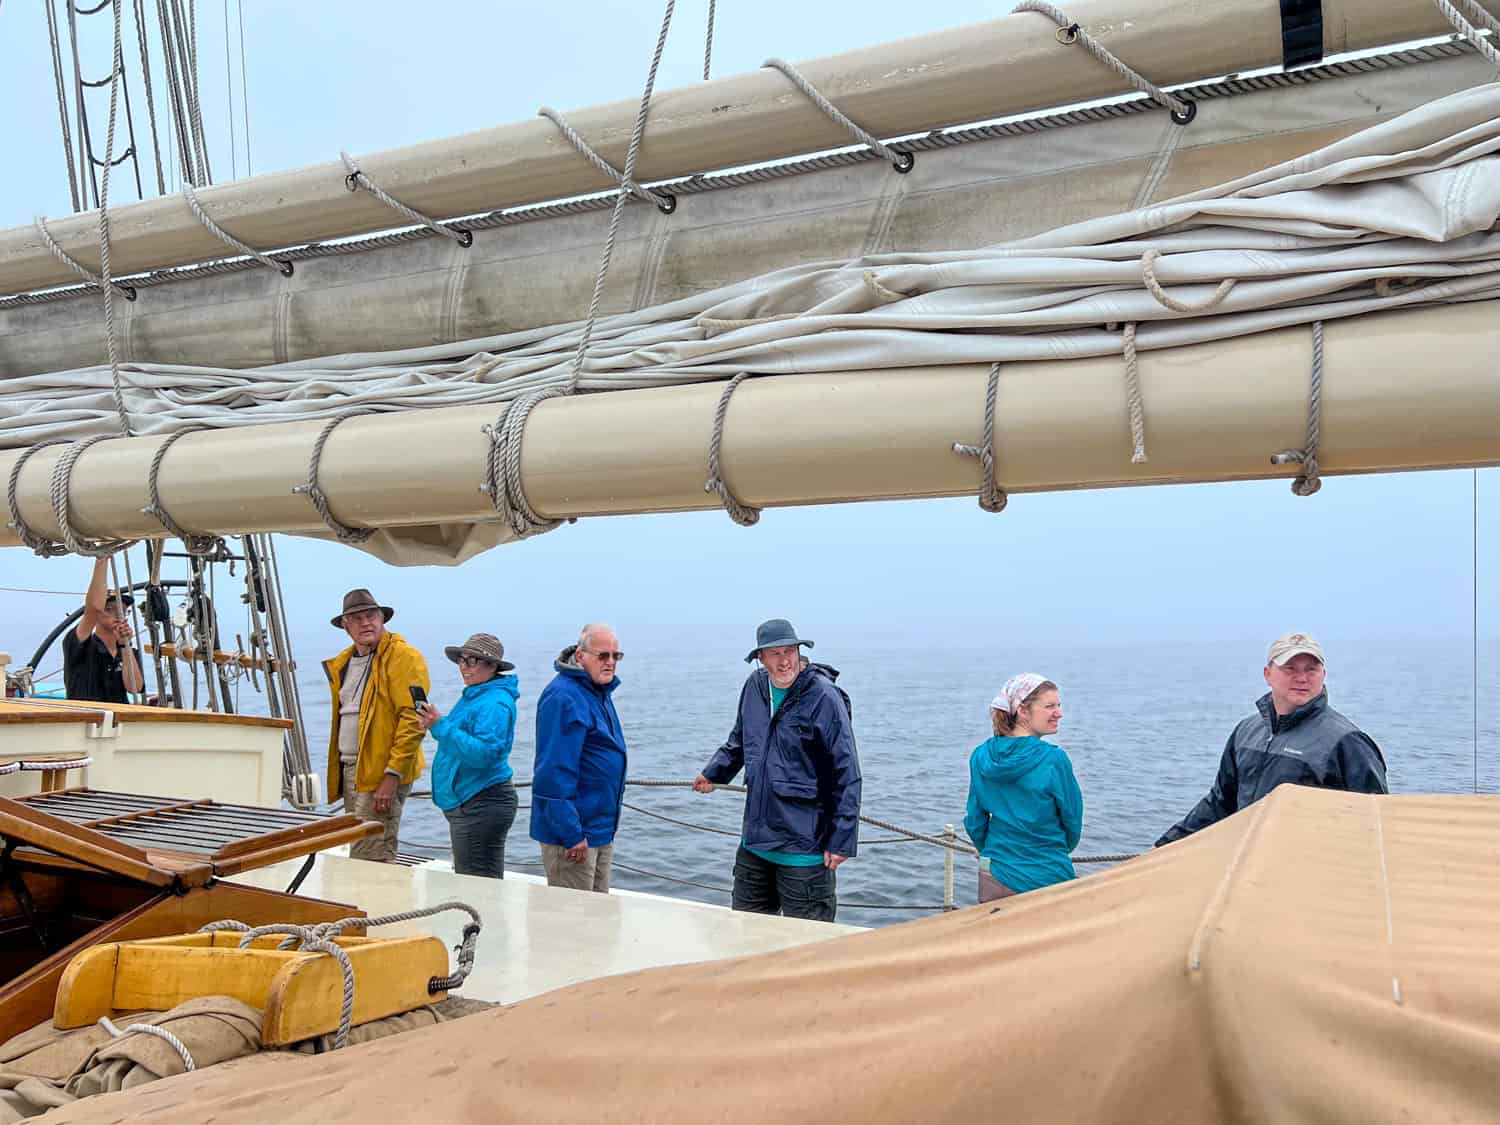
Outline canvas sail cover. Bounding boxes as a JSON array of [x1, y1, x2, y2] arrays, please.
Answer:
[[36, 785, 1500, 1124]]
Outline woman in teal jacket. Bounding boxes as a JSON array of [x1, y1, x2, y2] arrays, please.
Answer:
[[963, 673, 1083, 902], [418, 632, 519, 879]]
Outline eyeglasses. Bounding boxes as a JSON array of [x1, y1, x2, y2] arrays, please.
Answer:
[[585, 650, 624, 663], [457, 655, 491, 667]]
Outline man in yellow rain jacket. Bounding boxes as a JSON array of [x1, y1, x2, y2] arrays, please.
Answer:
[[324, 588, 430, 862]]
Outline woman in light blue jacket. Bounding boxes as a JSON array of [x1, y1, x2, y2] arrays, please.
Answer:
[[418, 632, 519, 878], [964, 673, 1083, 903]]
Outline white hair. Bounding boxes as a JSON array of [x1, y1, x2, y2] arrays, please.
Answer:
[[577, 622, 617, 653]]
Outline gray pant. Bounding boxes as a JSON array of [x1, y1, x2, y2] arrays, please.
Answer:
[[342, 760, 412, 863], [442, 781, 518, 878], [540, 842, 614, 893], [978, 866, 1018, 903]]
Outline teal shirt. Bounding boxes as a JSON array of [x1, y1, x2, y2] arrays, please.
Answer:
[[745, 680, 823, 867]]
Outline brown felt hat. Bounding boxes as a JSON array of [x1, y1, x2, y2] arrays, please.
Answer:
[[331, 588, 394, 629], [444, 632, 515, 673]]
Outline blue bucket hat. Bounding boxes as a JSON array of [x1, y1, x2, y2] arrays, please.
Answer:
[[745, 618, 814, 663]]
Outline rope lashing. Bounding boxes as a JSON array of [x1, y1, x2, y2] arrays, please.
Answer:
[[703, 372, 762, 526], [7, 439, 70, 557], [1433, 0, 1500, 66], [537, 106, 677, 214], [951, 362, 1009, 513], [97, 1016, 197, 1072], [49, 434, 139, 557], [339, 151, 473, 248], [762, 57, 915, 172], [200, 901, 482, 1049], [143, 424, 223, 554], [1271, 319, 1324, 496], [481, 390, 571, 539], [1012, 1, 1196, 124], [33, 216, 136, 299], [292, 412, 377, 543], [1121, 323, 1148, 464], [1140, 248, 1235, 314], [182, 182, 294, 276]]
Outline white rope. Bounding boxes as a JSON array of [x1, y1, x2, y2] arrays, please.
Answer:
[[7, 440, 70, 557], [761, 57, 914, 172], [291, 412, 376, 543], [703, 0, 717, 80], [143, 424, 222, 553], [33, 216, 136, 299], [1141, 248, 1235, 314], [1270, 320, 1324, 496], [1121, 323, 1148, 464], [97, 0, 134, 438], [537, 107, 677, 213], [340, 151, 472, 247], [1434, 0, 1500, 65], [181, 182, 293, 276], [1012, 0, 1195, 123], [951, 363, 1008, 513], [50, 434, 139, 557], [703, 372, 761, 526], [97, 1016, 196, 1072]]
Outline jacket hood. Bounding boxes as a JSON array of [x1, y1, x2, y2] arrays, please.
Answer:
[[462, 673, 519, 704], [556, 644, 581, 672], [974, 735, 1055, 782], [554, 644, 619, 695]]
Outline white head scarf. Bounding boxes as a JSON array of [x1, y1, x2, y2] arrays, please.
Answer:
[[989, 673, 1050, 716]]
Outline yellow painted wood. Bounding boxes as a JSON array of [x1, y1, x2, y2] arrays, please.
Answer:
[[262, 938, 450, 1046], [52, 945, 120, 1029]]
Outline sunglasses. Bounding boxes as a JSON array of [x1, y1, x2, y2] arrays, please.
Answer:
[[457, 655, 493, 666], [585, 650, 624, 663]]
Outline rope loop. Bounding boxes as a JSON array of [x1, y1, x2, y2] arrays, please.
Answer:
[[1270, 320, 1325, 496], [7, 439, 71, 557], [49, 435, 139, 557], [482, 391, 570, 538], [292, 412, 377, 543], [143, 425, 224, 554], [182, 182, 294, 276], [1121, 323, 1148, 464], [762, 57, 914, 173], [1013, 1, 1194, 123], [1141, 248, 1234, 314], [97, 1016, 197, 1073], [339, 151, 472, 248], [703, 372, 762, 526], [537, 106, 679, 213], [951, 363, 1009, 513]]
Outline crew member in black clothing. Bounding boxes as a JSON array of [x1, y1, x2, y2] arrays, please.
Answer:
[[62, 556, 144, 704]]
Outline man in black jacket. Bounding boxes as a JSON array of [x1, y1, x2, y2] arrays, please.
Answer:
[[1157, 632, 1387, 847], [693, 618, 861, 922]]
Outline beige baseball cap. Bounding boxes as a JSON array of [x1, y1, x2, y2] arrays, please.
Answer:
[[1267, 632, 1324, 666]]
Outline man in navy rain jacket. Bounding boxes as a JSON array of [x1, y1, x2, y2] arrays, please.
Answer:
[[530, 623, 627, 893], [694, 618, 861, 922]]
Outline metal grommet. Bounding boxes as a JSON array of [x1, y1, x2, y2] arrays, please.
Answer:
[[654, 191, 677, 215], [277, 260, 295, 278], [892, 150, 915, 174], [120, 285, 137, 302], [1056, 23, 1080, 44], [1170, 100, 1197, 126], [344, 171, 361, 193], [455, 229, 474, 248]]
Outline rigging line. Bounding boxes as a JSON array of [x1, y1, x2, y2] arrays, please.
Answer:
[[157, 0, 195, 186], [65, 0, 101, 208], [703, 0, 716, 80], [222, 0, 235, 179], [237, 0, 249, 175], [46, 0, 83, 211], [115, 46, 148, 200], [97, 0, 134, 436], [131, 0, 165, 193], [184, 0, 211, 182]]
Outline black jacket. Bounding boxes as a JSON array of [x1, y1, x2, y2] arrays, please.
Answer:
[[1157, 691, 1387, 846]]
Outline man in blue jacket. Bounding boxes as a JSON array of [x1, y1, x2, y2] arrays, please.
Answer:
[[693, 619, 861, 922], [530, 623, 627, 893]]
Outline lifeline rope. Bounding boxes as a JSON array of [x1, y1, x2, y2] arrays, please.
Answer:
[[96, 0, 134, 438], [200, 901, 482, 1049], [33, 216, 136, 299], [182, 181, 294, 276], [292, 411, 376, 543], [951, 362, 1008, 513], [1012, 0, 1195, 124], [1434, 0, 1500, 66], [762, 57, 914, 172], [97, 1016, 197, 1072], [1140, 248, 1235, 314], [50, 434, 138, 557], [340, 151, 473, 247], [1271, 320, 1324, 496], [7, 440, 70, 557], [1122, 323, 1148, 464], [537, 106, 677, 213], [703, 371, 761, 526], [144, 424, 222, 553]]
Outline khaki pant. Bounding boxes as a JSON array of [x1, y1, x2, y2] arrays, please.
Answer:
[[342, 761, 412, 863], [540, 842, 614, 893]]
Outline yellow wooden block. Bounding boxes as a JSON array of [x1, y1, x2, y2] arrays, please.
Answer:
[[55, 932, 451, 1045]]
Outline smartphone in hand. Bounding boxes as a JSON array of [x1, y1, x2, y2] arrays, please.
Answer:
[[409, 685, 430, 712]]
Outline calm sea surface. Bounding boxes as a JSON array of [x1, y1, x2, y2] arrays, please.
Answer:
[[284, 632, 1499, 927]]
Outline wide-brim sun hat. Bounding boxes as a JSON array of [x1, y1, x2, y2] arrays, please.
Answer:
[[745, 617, 814, 663], [444, 632, 515, 672], [331, 587, 394, 629]]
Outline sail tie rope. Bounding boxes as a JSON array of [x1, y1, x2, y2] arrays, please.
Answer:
[[1271, 320, 1324, 496], [200, 901, 482, 1049], [96, 0, 134, 440], [292, 411, 377, 543], [1140, 248, 1235, 313], [339, 151, 473, 248], [1012, 1, 1196, 124], [703, 371, 762, 526], [33, 216, 137, 301], [1433, 0, 1500, 66], [49, 434, 139, 557], [537, 107, 677, 214], [762, 57, 915, 173], [97, 1016, 197, 1072], [181, 182, 294, 276], [7, 440, 71, 557], [143, 424, 224, 554], [951, 362, 1009, 513], [1122, 323, 1148, 464]]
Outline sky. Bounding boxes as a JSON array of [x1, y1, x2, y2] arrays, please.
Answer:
[[0, 1, 1494, 662]]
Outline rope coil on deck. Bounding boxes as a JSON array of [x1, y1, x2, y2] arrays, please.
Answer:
[[704, 372, 762, 526], [762, 57, 914, 172], [952, 362, 1008, 513], [292, 412, 377, 543]]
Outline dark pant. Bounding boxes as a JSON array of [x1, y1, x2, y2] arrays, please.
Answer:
[[731, 844, 837, 923], [443, 781, 518, 879]]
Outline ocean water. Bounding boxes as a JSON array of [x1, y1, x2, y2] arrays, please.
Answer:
[[286, 630, 1500, 927]]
